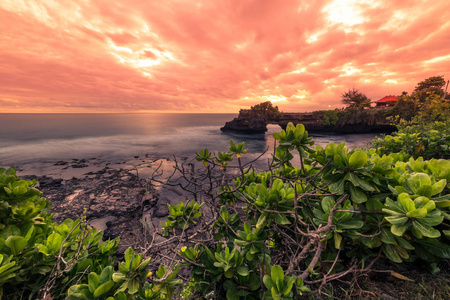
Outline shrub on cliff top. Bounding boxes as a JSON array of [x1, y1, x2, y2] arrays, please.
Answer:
[[249, 101, 282, 120]]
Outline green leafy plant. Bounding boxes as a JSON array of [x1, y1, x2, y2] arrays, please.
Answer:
[[161, 201, 203, 235], [263, 265, 309, 299], [2, 114, 450, 299]]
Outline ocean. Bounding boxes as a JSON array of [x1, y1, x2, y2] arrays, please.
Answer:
[[0, 113, 379, 166]]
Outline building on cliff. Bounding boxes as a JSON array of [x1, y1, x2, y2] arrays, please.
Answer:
[[375, 95, 399, 108]]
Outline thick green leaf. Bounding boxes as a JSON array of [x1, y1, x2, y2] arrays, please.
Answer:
[[380, 228, 396, 245], [68, 285, 90, 300], [431, 179, 446, 196], [395, 236, 414, 250], [99, 266, 113, 284], [225, 268, 234, 279], [263, 275, 274, 290], [236, 266, 249, 276], [0, 225, 21, 239], [384, 197, 406, 214], [5, 236, 27, 255], [321, 197, 334, 214], [114, 292, 127, 300], [282, 276, 296, 295], [406, 208, 427, 218], [421, 199, 436, 212], [124, 247, 134, 266], [112, 273, 126, 283], [271, 265, 284, 292], [391, 222, 410, 236], [329, 178, 345, 195], [361, 235, 382, 248], [138, 257, 152, 271], [349, 151, 368, 168], [0, 262, 16, 276], [347, 173, 375, 192], [274, 213, 291, 225], [334, 233, 342, 249], [394, 185, 408, 195], [338, 218, 364, 229], [398, 194, 415, 212], [412, 221, 440, 238], [383, 244, 402, 263], [88, 272, 100, 293], [435, 199, 450, 208], [382, 210, 404, 218], [128, 278, 140, 294], [93, 280, 115, 297], [407, 173, 432, 194], [348, 184, 367, 204], [394, 244, 410, 259], [366, 197, 384, 211], [417, 185, 433, 198], [325, 142, 337, 157], [256, 214, 268, 229], [337, 143, 349, 165], [271, 287, 282, 300], [333, 155, 345, 169], [46, 233, 64, 253], [248, 275, 261, 291]]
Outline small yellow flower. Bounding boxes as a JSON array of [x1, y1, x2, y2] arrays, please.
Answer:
[[181, 246, 187, 252], [236, 153, 242, 159], [144, 271, 153, 279], [416, 144, 425, 151]]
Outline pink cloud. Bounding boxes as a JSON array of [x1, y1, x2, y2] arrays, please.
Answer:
[[0, 0, 449, 113]]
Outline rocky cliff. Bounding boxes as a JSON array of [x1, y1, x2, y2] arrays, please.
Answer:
[[221, 110, 396, 134]]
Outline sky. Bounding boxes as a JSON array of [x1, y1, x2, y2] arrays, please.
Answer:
[[1, 0, 450, 113]]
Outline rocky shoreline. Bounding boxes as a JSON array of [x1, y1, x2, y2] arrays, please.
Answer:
[[14, 156, 187, 252]]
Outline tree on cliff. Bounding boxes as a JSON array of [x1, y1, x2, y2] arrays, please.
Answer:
[[249, 101, 282, 120], [341, 88, 371, 109], [412, 75, 447, 102], [391, 76, 450, 123]]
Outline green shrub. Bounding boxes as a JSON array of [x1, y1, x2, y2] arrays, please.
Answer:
[[371, 120, 450, 159], [0, 167, 119, 299], [322, 110, 340, 126], [171, 123, 449, 298], [2, 121, 449, 299], [320, 108, 394, 126], [0, 168, 180, 300]]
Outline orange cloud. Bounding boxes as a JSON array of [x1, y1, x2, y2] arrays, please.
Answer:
[[0, 0, 449, 113]]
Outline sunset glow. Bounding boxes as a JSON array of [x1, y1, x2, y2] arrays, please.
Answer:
[[1, 0, 449, 113]]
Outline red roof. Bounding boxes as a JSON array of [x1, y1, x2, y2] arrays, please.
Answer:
[[376, 96, 398, 103]]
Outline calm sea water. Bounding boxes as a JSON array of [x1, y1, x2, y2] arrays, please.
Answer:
[[0, 113, 378, 166]]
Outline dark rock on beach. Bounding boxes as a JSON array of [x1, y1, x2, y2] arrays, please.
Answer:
[[16, 156, 191, 252], [22, 165, 160, 244]]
